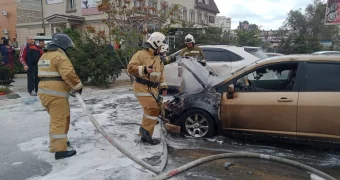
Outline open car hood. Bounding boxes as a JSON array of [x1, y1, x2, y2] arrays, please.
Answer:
[[177, 57, 227, 94]]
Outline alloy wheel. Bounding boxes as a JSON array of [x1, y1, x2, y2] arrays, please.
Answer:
[[185, 114, 209, 138]]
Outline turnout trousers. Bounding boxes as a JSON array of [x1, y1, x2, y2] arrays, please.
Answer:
[[137, 96, 160, 136], [39, 94, 70, 152]]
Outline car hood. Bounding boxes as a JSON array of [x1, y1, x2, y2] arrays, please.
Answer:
[[177, 57, 227, 94]]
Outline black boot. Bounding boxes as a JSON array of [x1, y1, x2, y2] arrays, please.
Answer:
[[67, 141, 70, 147], [55, 150, 77, 160], [139, 127, 161, 145]]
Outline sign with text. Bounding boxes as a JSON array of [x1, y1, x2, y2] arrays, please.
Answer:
[[325, 0, 340, 25], [82, 0, 103, 15], [46, 0, 63, 4]]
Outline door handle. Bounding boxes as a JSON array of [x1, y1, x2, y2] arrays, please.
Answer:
[[221, 64, 229, 67], [277, 97, 293, 102]]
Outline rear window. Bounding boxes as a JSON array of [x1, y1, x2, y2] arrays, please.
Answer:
[[244, 47, 268, 59]]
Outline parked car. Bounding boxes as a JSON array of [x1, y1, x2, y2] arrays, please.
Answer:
[[163, 54, 340, 145], [312, 51, 340, 55], [164, 45, 268, 88], [266, 52, 284, 57]]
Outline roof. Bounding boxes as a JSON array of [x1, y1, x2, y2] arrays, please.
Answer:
[[44, 14, 85, 21], [195, 0, 220, 14]]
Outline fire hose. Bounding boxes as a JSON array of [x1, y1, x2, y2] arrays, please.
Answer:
[[75, 93, 167, 174], [75, 93, 337, 180]]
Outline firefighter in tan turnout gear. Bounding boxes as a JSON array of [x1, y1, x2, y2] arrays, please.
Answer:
[[179, 34, 206, 66], [128, 32, 168, 145], [37, 33, 83, 160]]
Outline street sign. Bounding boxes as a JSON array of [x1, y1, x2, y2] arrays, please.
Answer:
[[325, 0, 340, 25]]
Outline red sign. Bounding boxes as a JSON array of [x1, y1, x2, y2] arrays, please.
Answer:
[[325, 0, 340, 25]]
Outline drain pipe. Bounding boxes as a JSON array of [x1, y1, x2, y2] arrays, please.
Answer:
[[154, 152, 337, 180], [75, 93, 167, 174]]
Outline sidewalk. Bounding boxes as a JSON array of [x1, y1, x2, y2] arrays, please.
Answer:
[[0, 70, 132, 106]]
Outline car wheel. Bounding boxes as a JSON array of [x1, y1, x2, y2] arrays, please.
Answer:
[[180, 109, 215, 138]]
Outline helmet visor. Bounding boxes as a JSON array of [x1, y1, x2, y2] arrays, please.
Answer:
[[68, 41, 75, 48], [185, 38, 193, 43]]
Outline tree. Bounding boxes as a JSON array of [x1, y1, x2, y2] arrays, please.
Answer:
[[97, 0, 181, 83], [235, 29, 261, 47], [65, 28, 121, 87], [282, 0, 340, 53]]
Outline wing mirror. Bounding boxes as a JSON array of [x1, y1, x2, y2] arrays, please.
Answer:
[[227, 84, 234, 99]]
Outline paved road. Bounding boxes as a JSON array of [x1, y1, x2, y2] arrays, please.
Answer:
[[1, 73, 340, 180]]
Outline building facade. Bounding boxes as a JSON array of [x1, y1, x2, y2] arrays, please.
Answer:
[[0, 0, 17, 44], [216, 16, 231, 32], [16, 0, 220, 45]]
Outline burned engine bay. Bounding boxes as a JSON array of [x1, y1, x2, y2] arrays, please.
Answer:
[[162, 57, 225, 130]]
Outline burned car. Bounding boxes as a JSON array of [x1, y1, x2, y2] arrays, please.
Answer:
[[163, 55, 340, 144]]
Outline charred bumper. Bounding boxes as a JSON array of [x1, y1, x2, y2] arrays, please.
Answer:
[[162, 89, 222, 128]]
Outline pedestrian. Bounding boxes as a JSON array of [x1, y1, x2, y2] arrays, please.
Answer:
[[0, 38, 15, 70], [179, 34, 206, 66], [19, 36, 43, 96], [0, 37, 5, 49], [127, 32, 168, 145], [37, 33, 83, 160], [38, 40, 45, 51]]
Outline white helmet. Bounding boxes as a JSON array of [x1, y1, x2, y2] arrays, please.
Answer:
[[185, 34, 195, 44], [160, 44, 169, 54], [147, 32, 167, 49]]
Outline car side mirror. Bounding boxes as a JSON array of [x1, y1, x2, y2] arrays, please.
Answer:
[[227, 84, 234, 99]]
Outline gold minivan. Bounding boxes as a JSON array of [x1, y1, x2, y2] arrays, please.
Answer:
[[163, 55, 340, 144]]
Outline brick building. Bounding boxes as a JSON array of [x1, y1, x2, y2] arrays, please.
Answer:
[[0, 0, 17, 45]]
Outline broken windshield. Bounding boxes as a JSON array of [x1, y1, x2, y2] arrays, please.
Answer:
[[177, 57, 227, 95]]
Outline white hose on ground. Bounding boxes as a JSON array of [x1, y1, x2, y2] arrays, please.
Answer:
[[153, 152, 337, 180], [75, 93, 167, 174]]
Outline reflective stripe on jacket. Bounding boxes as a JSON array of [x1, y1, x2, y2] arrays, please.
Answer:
[[38, 48, 82, 97], [127, 49, 167, 97]]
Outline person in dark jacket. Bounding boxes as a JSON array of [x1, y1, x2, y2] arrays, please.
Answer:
[[0, 37, 5, 49], [19, 36, 43, 96], [1, 39, 15, 70]]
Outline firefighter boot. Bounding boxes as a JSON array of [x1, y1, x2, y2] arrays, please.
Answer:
[[139, 127, 161, 145], [55, 150, 77, 160]]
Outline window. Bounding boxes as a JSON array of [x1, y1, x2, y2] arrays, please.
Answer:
[[301, 62, 340, 92], [235, 63, 299, 92], [183, 7, 187, 21], [226, 50, 243, 62], [148, 0, 157, 14], [161, 1, 169, 15], [66, 0, 76, 12], [202, 50, 223, 62], [197, 11, 202, 24], [209, 16, 215, 23], [190, 9, 195, 22]]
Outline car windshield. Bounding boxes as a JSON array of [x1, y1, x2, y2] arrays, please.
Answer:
[[245, 47, 268, 59], [177, 57, 226, 95]]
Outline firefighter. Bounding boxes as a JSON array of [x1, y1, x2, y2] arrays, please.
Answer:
[[179, 34, 206, 66], [127, 32, 168, 145], [37, 33, 83, 160]]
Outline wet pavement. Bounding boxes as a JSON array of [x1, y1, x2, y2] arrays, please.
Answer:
[[1, 85, 340, 180], [165, 134, 340, 179]]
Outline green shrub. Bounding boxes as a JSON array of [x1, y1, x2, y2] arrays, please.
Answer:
[[65, 28, 122, 87], [0, 65, 14, 86]]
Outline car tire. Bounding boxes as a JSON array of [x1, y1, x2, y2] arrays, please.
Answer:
[[179, 109, 216, 138]]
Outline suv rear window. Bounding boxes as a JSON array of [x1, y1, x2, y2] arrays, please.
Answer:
[[301, 62, 340, 92], [244, 47, 268, 59]]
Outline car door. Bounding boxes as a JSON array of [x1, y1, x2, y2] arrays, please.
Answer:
[[297, 61, 340, 140], [219, 62, 301, 136], [202, 48, 232, 77]]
